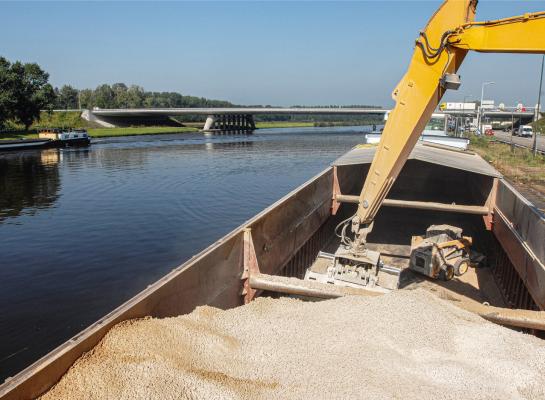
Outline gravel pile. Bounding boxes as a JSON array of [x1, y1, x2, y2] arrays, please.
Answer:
[[42, 289, 545, 400]]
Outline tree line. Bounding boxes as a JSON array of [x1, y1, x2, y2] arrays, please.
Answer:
[[55, 83, 235, 110]]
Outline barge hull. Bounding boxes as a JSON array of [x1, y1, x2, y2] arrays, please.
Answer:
[[1, 144, 544, 399]]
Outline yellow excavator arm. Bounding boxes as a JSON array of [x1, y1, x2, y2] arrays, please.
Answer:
[[352, 0, 545, 246]]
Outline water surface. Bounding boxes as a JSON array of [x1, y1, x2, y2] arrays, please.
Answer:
[[0, 126, 370, 380]]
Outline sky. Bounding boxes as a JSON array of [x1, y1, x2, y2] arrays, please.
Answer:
[[1, 1, 544, 107]]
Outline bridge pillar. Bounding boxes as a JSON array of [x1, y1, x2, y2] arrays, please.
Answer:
[[203, 115, 216, 131], [201, 113, 256, 134], [246, 114, 256, 130]]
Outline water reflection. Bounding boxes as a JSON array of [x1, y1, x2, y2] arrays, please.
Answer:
[[0, 149, 61, 221], [204, 140, 254, 151], [61, 147, 151, 172]]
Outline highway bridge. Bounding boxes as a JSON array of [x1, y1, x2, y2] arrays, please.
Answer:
[[82, 108, 389, 131], [80, 107, 537, 131]]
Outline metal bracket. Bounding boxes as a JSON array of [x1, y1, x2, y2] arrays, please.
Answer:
[[483, 177, 498, 231], [241, 228, 261, 304], [331, 166, 341, 215], [440, 73, 461, 90]]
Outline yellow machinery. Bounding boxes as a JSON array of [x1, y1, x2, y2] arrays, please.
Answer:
[[410, 225, 472, 281], [353, 0, 545, 247], [310, 0, 545, 290]]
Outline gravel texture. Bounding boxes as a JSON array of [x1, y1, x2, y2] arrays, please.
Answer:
[[41, 289, 545, 400]]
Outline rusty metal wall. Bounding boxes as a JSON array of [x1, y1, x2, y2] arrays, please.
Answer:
[[492, 237, 539, 311], [493, 180, 545, 310], [279, 218, 336, 279], [248, 169, 333, 276], [276, 164, 362, 280], [495, 180, 545, 263]]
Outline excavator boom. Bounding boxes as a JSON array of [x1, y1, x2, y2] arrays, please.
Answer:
[[353, 0, 545, 245], [449, 12, 545, 53]]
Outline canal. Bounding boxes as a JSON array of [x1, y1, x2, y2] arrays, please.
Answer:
[[0, 126, 373, 381]]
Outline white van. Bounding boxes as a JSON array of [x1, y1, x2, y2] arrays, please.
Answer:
[[517, 125, 533, 138]]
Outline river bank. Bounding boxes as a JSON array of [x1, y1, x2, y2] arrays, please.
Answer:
[[0, 122, 326, 141], [0, 110, 376, 140], [469, 135, 545, 211], [0, 126, 199, 141], [255, 121, 314, 128]]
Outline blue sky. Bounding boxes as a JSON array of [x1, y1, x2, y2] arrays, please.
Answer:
[[1, 1, 544, 107]]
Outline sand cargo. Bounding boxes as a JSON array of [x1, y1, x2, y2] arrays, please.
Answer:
[[1, 143, 544, 399]]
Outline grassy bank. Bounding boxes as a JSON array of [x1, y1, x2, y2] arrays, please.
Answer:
[[469, 135, 545, 196], [254, 121, 379, 128], [0, 126, 198, 140], [0, 132, 39, 140], [313, 121, 381, 127], [88, 126, 198, 137], [36, 111, 89, 129], [531, 117, 544, 134]]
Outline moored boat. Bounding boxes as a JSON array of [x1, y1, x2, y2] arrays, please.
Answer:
[[0, 129, 91, 153], [0, 139, 51, 151], [38, 129, 91, 147]]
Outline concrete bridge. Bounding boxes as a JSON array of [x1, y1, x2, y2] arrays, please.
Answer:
[[81, 108, 388, 131], [442, 109, 536, 121], [80, 107, 536, 132]]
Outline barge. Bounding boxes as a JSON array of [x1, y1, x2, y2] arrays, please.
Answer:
[[0, 139, 51, 151], [0, 142, 543, 399], [37, 129, 91, 147], [0, 129, 90, 152]]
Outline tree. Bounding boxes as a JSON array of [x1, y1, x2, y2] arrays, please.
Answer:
[[0, 57, 56, 131], [126, 85, 145, 108], [10, 61, 56, 130], [0, 57, 15, 129], [56, 85, 79, 109], [93, 84, 115, 108], [78, 89, 94, 109], [112, 83, 128, 107]]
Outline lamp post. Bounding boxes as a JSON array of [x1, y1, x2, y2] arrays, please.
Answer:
[[533, 55, 544, 156], [511, 109, 515, 153], [479, 81, 495, 134], [463, 94, 472, 135]]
